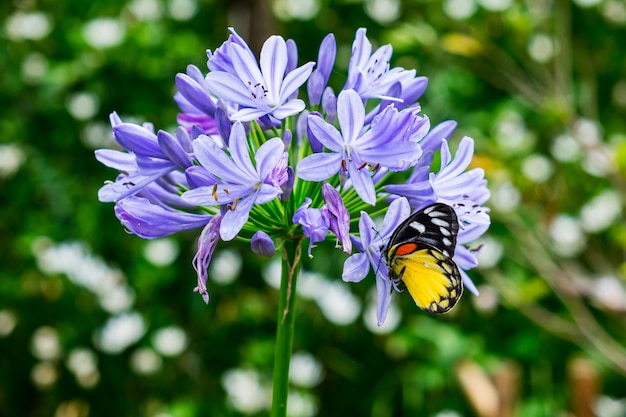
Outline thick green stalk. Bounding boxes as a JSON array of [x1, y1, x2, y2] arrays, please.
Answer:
[[270, 237, 303, 417]]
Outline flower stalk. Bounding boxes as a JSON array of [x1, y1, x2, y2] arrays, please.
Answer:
[[271, 237, 303, 417]]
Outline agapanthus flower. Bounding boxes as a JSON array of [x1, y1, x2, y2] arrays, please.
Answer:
[[297, 89, 424, 205], [181, 121, 288, 241], [204, 29, 315, 122], [344, 28, 428, 104], [96, 27, 491, 322]]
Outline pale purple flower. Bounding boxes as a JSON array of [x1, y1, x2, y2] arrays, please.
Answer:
[[193, 214, 222, 304], [205, 33, 315, 122], [344, 28, 427, 103], [342, 197, 411, 325], [297, 89, 423, 205], [207, 28, 254, 73], [293, 198, 330, 257], [321, 183, 351, 254], [96, 113, 193, 202], [182, 121, 287, 240]]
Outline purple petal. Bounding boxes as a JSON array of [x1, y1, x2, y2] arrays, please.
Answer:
[[185, 165, 218, 188], [307, 70, 325, 106], [192, 135, 245, 184], [279, 62, 315, 103], [357, 210, 377, 248], [255, 138, 285, 180], [95, 149, 136, 171], [437, 137, 475, 180], [158, 130, 193, 170], [220, 193, 256, 240], [271, 98, 306, 120], [307, 114, 344, 152], [321, 87, 337, 122], [286, 39, 298, 74], [205, 71, 255, 108], [231, 107, 273, 122], [296, 152, 342, 181], [115, 196, 211, 239], [175, 73, 216, 116], [342, 253, 369, 283], [375, 272, 392, 326], [317, 33, 336, 85], [379, 197, 411, 237], [113, 124, 162, 157], [228, 122, 257, 179], [337, 89, 365, 144], [347, 160, 376, 205], [260, 35, 288, 104]]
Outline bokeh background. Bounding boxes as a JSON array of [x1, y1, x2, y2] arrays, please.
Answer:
[[2, 0, 626, 416]]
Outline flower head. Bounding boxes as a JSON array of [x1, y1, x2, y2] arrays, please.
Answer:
[[97, 27, 491, 311]]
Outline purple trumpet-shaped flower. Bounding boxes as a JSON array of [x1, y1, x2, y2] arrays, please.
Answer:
[[115, 196, 212, 239], [193, 214, 222, 304], [297, 89, 423, 205], [205, 32, 315, 122], [293, 198, 330, 257], [342, 197, 411, 325], [344, 28, 427, 103], [251, 231, 276, 257], [96, 113, 194, 202], [292, 183, 352, 256], [321, 183, 351, 254], [182, 121, 288, 240]]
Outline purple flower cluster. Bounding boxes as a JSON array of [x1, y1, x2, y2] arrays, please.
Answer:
[[96, 27, 490, 322]]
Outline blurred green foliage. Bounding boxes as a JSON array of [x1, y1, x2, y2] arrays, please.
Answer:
[[2, 0, 626, 416]]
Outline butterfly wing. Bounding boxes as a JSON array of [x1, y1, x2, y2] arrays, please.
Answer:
[[386, 203, 459, 258], [386, 203, 463, 314], [391, 245, 463, 314]]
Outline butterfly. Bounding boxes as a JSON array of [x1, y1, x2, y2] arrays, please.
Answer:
[[384, 202, 463, 314]]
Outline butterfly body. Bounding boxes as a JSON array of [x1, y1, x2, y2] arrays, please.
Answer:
[[384, 203, 463, 314]]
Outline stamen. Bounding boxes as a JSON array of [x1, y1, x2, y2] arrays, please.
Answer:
[[357, 161, 367, 170], [341, 159, 347, 172], [227, 198, 239, 211], [212, 184, 218, 201]]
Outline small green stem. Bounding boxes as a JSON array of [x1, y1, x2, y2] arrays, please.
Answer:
[[270, 237, 303, 417]]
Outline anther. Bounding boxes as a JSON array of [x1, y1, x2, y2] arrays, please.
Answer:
[[227, 198, 239, 211]]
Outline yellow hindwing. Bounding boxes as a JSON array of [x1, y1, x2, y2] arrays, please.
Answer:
[[390, 247, 462, 314]]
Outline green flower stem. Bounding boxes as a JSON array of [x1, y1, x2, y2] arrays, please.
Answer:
[[270, 237, 303, 417]]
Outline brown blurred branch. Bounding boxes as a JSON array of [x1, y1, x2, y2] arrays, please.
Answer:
[[225, 0, 275, 54]]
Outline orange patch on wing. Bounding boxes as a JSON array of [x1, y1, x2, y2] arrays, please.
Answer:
[[394, 242, 419, 257]]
